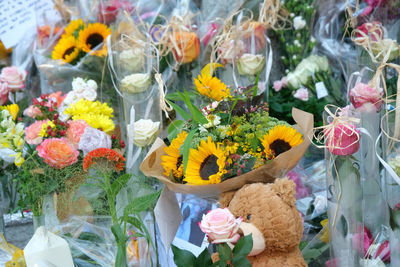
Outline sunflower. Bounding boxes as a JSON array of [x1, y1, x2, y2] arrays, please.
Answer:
[[161, 131, 188, 179], [52, 36, 80, 63], [78, 23, 111, 56], [63, 19, 85, 38], [194, 74, 230, 101], [260, 125, 303, 158], [184, 137, 227, 185]]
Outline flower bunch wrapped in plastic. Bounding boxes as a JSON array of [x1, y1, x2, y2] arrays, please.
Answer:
[[0, 106, 24, 167], [141, 63, 313, 196]]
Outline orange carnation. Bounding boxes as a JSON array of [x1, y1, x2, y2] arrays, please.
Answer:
[[172, 32, 200, 64]]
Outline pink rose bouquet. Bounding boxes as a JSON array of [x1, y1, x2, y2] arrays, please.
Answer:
[[199, 208, 242, 244]]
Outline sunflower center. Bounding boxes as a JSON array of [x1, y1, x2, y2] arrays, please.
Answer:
[[86, 33, 104, 49], [63, 47, 76, 59], [200, 155, 219, 180], [176, 156, 183, 169], [270, 139, 292, 157]]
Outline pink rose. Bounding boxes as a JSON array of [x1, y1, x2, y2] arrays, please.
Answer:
[[325, 122, 360, 156], [199, 208, 242, 244], [0, 82, 9, 105], [25, 120, 47, 145], [23, 105, 43, 119], [273, 77, 288, 92], [66, 120, 89, 148], [352, 226, 373, 256], [356, 22, 383, 41], [0, 66, 27, 92], [78, 126, 112, 155], [349, 82, 383, 112], [294, 88, 309, 101], [36, 138, 79, 169]]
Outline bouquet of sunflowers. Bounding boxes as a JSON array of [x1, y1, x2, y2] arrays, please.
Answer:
[[141, 64, 313, 196]]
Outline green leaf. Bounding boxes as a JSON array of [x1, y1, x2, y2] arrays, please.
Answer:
[[270, 101, 283, 113], [166, 91, 198, 102], [181, 90, 208, 124], [124, 190, 161, 216], [172, 244, 196, 267], [182, 128, 198, 173], [111, 224, 127, 244], [166, 99, 192, 121], [216, 243, 232, 266], [232, 234, 253, 257], [126, 216, 143, 231], [232, 256, 252, 267], [195, 247, 213, 267], [168, 120, 185, 142], [111, 173, 132, 197]]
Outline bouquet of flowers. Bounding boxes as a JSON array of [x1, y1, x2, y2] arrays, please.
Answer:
[[141, 63, 313, 196]]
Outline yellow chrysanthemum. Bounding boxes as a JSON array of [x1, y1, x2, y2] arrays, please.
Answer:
[[184, 137, 227, 185], [194, 63, 230, 101], [63, 19, 85, 38], [319, 219, 329, 243], [0, 104, 19, 120], [260, 125, 303, 158], [64, 99, 115, 133], [52, 36, 80, 63], [161, 131, 188, 179], [78, 23, 111, 57]]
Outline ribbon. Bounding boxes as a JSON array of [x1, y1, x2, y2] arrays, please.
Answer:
[[155, 73, 172, 118], [258, 0, 289, 30]]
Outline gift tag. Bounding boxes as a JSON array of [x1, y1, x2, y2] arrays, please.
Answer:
[[315, 82, 328, 99]]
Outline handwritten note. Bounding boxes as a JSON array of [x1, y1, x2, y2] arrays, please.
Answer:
[[0, 0, 60, 48]]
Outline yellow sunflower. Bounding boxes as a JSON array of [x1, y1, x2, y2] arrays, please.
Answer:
[[161, 131, 188, 179], [78, 23, 111, 57], [260, 125, 303, 158], [184, 137, 227, 185], [63, 19, 85, 38], [52, 36, 80, 63]]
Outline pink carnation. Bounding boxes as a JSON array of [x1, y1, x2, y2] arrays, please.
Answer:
[[25, 120, 47, 145], [0, 82, 9, 105], [23, 105, 43, 119], [0, 66, 27, 93], [294, 88, 309, 101], [36, 138, 79, 169], [66, 120, 89, 148], [325, 122, 360, 156], [349, 82, 383, 112]]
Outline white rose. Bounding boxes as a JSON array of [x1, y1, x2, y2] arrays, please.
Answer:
[[121, 73, 151, 94], [78, 126, 112, 155], [372, 39, 400, 62], [130, 119, 160, 147], [119, 48, 145, 72], [313, 195, 327, 214], [293, 16, 306, 30], [287, 72, 300, 89], [237, 54, 265, 76]]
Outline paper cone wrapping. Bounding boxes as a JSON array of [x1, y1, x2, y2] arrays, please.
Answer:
[[140, 108, 313, 197]]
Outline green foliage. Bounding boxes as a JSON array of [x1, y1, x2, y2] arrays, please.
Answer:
[[172, 235, 253, 267]]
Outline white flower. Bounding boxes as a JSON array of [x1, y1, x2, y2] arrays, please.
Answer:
[[372, 39, 400, 62], [311, 37, 316, 43], [202, 101, 219, 116], [293, 55, 297, 60], [290, 13, 295, 18], [78, 127, 112, 155], [121, 73, 151, 94], [293, 16, 306, 30], [237, 54, 265, 76], [313, 195, 327, 214], [131, 119, 160, 147], [293, 40, 301, 47], [199, 125, 208, 133], [204, 114, 221, 128], [119, 48, 145, 72], [216, 125, 229, 138]]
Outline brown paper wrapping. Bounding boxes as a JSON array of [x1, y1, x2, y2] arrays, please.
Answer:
[[140, 108, 314, 197]]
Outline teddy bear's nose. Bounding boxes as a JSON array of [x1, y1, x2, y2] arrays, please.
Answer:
[[239, 222, 266, 256]]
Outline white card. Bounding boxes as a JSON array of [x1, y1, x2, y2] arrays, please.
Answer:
[[315, 81, 328, 99], [0, 0, 60, 49]]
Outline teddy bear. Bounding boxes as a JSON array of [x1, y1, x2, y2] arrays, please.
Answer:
[[219, 178, 307, 267]]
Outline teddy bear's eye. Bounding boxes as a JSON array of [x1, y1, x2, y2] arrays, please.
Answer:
[[246, 214, 251, 220]]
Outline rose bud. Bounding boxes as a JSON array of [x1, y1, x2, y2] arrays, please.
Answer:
[[172, 32, 200, 64]]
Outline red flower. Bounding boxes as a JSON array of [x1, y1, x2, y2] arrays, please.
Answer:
[[83, 148, 125, 171]]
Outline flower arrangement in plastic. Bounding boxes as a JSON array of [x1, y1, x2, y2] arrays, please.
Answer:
[[141, 63, 313, 196], [18, 77, 124, 217]]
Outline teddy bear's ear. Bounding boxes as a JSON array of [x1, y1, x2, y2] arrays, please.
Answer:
[[271, 178, 296, 207], [219, 191, 237, 208]]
